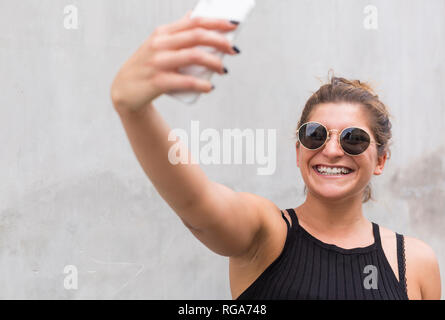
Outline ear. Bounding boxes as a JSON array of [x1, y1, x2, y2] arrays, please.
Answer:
[[374, 152, 387, 175]]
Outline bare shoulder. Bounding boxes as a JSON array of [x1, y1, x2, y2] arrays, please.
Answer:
[[377, 225, 438, 269], [228, 194, 288, 298], [231, 192, 286, 262], [404, 236, 438, 262], [240, 193, 285, 241], [377, 225, 441, 299], [237, 192, 283, 223], [404, 235, 441, 299]]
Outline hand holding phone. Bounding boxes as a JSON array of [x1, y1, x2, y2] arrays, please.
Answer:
[[168, 0, 256, 104], [111, 0, 255, 115]]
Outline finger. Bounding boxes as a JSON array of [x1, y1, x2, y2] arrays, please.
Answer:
[[153, 72, 214, 94], [184, 10, 193, 21], [153, 28, 237, 55], [153, 49, 226, 74], [160, 14, 238, 35]]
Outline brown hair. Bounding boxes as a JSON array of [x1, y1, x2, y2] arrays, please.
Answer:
[[297, 71, 393, 203]]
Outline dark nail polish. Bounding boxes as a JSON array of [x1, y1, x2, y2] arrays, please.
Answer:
[[211, 85, 215, 90], [232, 46, 241, 54], [223, 67, 228, 74], [229, 20, 240, 25]]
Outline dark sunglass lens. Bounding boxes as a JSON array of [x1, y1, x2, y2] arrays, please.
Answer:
[[340, 128, 371, 155], [299, 123, 327, 149]]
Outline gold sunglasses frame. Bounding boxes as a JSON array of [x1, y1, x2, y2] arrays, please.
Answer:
[[296, 121, 382, 156]]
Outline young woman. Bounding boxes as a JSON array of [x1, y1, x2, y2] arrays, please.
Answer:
[[110, 12, 441, 299]]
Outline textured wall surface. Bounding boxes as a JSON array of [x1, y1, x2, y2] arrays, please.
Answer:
[[0, 0, 444, 299]]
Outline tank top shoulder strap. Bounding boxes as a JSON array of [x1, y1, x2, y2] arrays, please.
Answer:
[[371, 222, 382, 247], [283, 208, 299, 229], [280, 210, 290, 230], [396, 233, 408, 295]]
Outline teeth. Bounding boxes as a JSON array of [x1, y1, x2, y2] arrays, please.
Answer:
[[316, 166, 351, 175]]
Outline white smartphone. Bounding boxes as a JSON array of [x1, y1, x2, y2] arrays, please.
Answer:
[[167, 0, 256, 105]]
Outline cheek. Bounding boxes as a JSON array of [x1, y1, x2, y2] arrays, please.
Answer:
[[355, 155, 376, 177], [298, 149, 314, 169], [299, 152, 321, 181]]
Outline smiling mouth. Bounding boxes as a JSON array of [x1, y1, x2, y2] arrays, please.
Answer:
[[312, 166, 355, 177]]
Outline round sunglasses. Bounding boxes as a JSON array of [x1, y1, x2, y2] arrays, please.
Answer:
[[297, 121, 381, 156]]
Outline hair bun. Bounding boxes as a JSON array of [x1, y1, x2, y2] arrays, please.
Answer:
[[329, 73, 378, 97]]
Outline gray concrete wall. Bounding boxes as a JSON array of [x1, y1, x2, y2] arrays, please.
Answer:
[[0, 0, 443, 299]]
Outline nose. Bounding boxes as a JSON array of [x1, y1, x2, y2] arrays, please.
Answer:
[[322, 130, 344, 156]]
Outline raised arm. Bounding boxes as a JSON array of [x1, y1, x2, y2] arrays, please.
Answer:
[[110, 13, 281, 257]]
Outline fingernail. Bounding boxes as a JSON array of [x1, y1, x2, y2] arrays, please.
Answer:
[[223, 67, 228, 74], [232, 46, 241, 54], [211, 85, 215, 90], [229, 20, 240, 25]]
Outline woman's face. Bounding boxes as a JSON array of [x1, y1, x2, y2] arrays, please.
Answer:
[[296, 102, 387, 202]]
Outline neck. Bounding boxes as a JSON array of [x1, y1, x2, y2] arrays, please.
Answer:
[[298, 190, 368, 234]]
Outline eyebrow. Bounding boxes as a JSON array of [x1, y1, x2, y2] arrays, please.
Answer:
[[307, 121, 369, 131]]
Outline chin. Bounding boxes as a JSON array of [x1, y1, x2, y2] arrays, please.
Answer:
[[310, 187, 355, 201]]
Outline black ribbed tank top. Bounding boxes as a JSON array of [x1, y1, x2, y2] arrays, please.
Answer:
[[237, 208, 408, 300]]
